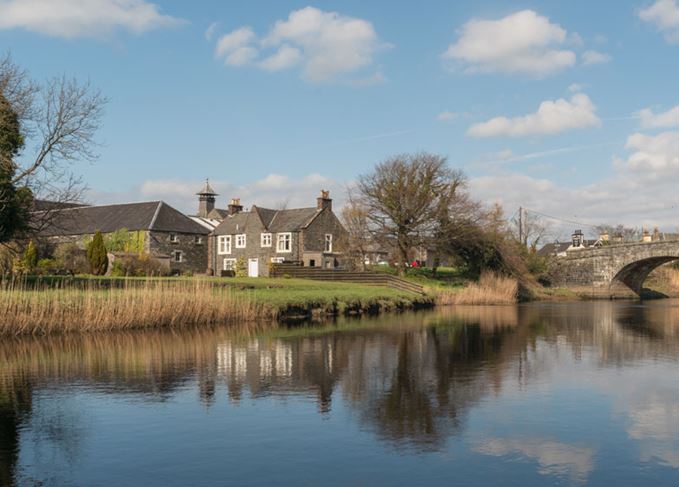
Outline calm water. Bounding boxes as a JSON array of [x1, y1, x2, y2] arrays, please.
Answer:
[[3, 302, 679, 486]]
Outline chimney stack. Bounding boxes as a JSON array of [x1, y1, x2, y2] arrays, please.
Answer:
[[317, 189, 332, 211], [228, 198, 243, 216]]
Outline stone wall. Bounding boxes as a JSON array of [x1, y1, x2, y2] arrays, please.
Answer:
[[148, 231, 207, 274]]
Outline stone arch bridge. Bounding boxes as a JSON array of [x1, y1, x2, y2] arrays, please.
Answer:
[[546, 240, 679, 297]]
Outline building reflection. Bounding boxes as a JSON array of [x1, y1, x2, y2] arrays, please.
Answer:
[[3, 301, 679, 484]]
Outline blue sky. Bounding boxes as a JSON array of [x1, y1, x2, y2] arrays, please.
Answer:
[[2, 0, 679, 236]]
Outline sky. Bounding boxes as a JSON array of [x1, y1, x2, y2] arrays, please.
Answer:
[[2, 0, 679, 238]]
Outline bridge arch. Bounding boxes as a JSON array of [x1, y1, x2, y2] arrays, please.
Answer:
[[610, 256, 679, 295]]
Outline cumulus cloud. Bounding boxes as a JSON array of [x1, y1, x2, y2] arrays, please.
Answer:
[[442, 10, 576, 76], [87, 173, 345, 215], [467, 94, 600, 138], [638, 105, 679, 128], [214, 6, 385, 83], [0, 0, 183, 38], [215, 26, 258, 66], [639, 0, 679, 43], [623, 131, 679, 172], [582, 50, 611, 65]]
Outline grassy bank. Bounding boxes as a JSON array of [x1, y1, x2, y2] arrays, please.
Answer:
[[0, 276, 432, 335]]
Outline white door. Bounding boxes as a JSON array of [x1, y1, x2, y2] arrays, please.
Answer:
[[248, 258, 259, 277]]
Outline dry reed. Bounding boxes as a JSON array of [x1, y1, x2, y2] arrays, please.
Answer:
[[435, 272, 519, 305], [0, 278, 274, 335]]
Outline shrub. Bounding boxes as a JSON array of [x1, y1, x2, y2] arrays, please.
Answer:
[[53, 243, 88, 274], [87, 231, 108, 275], [21, 240, 38, 273], [235, 257, 248, 277], [109, 254, 168, 277]]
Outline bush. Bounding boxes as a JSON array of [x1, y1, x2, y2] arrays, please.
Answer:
[[53, 243, 89, 274], [87, 231, 108, 275], [109, 254, 168, 277], [22, 240, 38, 272], [235, 257, 247, 278]]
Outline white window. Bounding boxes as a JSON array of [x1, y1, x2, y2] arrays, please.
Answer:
[[194, 235, 203, 245], [218, 235, 231, 255], [172, 250, 183, 263], [277, 233, 292, 253], [169, 233, 178, 243], [223, 258, 236, 271], [270, 257, 285, 264], [324, 234, 333, 253], [236, 234, 246, 248], [261, 233, 272, 247]]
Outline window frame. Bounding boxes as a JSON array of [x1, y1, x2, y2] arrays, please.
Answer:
[[277, 233, 292, 253], [261, 233, 272, 248], [270, 257, 285, 264], [223, 258, 237, 271], [324, 234, 333, 253], [169, 233, 178, 243], [235, 234, 246, 249], [217, 235, 232, 255], [194, 235, 203, 245], [172, 250, 183, 263]]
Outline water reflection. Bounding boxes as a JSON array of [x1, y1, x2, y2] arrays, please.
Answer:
[[2, 301, 679, 485]]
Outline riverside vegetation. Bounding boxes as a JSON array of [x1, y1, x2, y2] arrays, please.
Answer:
[[0, 276, 432, 335]]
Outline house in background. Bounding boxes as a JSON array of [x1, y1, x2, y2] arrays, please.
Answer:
[[210, 190, 347, 277], [37, 201, 210, 273]]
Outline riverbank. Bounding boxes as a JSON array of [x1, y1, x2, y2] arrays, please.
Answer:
[[0, 276, 433, 335]]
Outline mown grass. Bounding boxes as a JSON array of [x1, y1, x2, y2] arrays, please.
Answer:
[[0, 276, 429, 335]]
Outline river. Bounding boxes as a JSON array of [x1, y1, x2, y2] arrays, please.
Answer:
[[2, 300, 679, 486]]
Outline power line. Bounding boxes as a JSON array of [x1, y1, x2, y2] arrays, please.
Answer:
[[522, 207, 600, 230]]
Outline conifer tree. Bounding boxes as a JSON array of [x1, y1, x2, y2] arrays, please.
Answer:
[[87, 231, 108, 275]]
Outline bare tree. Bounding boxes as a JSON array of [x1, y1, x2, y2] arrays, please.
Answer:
[[512, 211, 553, 252], [0, 52, 106, 241], [339, 195, 372, 271], [357, 152, 463, 275]]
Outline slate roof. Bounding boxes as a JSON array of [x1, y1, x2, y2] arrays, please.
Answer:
[[213, 205, 322, 235], [197, 180, 218, 196], [37, 201, 210, 237]]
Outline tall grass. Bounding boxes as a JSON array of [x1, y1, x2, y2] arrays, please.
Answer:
[[435, 272, 519, 306], [0, 278, 273, 335]]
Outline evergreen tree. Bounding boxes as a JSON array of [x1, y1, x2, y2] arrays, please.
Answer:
[[87, 231, 108, 275], [21, 240, 38, 272], [0, 94, 32, 242]]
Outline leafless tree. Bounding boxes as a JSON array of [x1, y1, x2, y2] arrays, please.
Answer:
[[339, 194, 372, 270], [0, 52, 106, 239], [512, 211, 553, 252], [356, 152, 463, 275]]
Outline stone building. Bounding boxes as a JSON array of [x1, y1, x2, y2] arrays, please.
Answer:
[[209, 190, 347, 277], [37, 201, 210, 274]]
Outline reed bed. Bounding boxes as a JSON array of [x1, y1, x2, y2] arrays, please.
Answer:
[[435, 272, 519, 306], [0, 278, 273, 335]]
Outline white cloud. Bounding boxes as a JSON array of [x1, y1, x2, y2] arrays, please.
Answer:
[[214, 6, 385, 83], [467, 94, 600, 138], [639, 0, 679, 43], [0, 0, 183, 38], [205, 21, 219, 41], [442, 10, 576, 76], [437, 111, 458, 121], [88, 173, 345, 215], [215, 27, 258, 66], [623, 131, 679, 171], [259, 45, 302, 71], [582, 50, 611, 65], [568, 83, 585, 93], [638, 105, 679, 128]]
